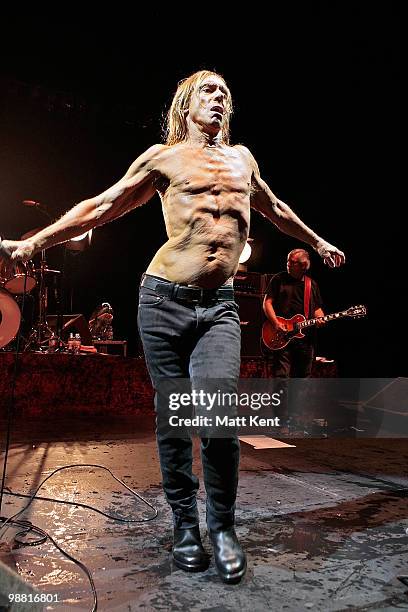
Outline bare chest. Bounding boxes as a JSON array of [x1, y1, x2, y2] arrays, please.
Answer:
[[159, 147, 252, 197]]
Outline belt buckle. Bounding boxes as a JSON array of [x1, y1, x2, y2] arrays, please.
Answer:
[[191, 287, 204, 303]]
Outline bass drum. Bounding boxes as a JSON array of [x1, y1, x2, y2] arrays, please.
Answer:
[[0, 288, 21, 349], [0, 260, 37, 294]]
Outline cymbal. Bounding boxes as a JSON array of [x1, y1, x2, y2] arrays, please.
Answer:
[[33, 268, 61, 274], [20, 227, 44, 240]]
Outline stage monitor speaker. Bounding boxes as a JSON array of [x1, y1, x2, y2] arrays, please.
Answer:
[[236, 293, 265, 357]]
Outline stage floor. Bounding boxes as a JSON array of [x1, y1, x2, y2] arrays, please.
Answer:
[[1, 415, 408, 611]]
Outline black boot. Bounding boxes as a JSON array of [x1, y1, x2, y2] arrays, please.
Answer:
[[172, 526, 210, 572], [210, 528, 246, 583]]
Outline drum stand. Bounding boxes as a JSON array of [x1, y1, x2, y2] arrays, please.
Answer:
[[24, 250, 63, 351]]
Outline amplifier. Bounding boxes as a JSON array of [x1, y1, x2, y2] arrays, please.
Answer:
[[236, 293, 265, 357], [234, 271, 263, 295], [234, 272, 275, 296]]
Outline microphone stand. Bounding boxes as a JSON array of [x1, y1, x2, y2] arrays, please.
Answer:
[[22, 204, 64, 351]]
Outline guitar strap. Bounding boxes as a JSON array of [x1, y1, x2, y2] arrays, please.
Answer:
[[304, 275, 312, 319]]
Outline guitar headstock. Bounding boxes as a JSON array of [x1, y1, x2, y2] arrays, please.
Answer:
[[344, 304, 367, 318]]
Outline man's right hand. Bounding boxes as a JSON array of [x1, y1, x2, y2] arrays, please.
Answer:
[[0, 239, 35, 264], [273, 320, 287, 334]]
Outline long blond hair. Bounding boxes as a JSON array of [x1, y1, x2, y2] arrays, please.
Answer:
[[165, 70, 233, 146]]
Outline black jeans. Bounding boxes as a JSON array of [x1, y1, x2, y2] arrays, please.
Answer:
[[273, 339, 315, 378], [137, 275, 241, 532], [272, 339, 315, 428]]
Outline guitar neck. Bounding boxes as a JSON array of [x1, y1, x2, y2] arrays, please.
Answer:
[[298, 311, 347, 329]]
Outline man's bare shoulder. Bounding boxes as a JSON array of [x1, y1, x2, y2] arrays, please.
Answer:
[[233, 144, 251, 155], [233, 144, 258, 172], [234, 144, 256, 162], [124, 144, 171, 178], [138, 143, 171, 164]]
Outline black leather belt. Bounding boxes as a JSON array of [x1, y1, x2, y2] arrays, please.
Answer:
[[141, 275, 234, 304]]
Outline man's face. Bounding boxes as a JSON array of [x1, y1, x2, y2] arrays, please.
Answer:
[[187, 77, 229, 135], [287, 254, 307, 279]]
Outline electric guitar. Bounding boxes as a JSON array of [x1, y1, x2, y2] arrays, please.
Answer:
[[261, 305, 367, 351]]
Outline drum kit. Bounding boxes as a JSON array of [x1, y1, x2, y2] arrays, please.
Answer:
[[0, 227, 62, 351]]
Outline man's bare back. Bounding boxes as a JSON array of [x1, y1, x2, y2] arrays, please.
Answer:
[[147, 142, 252, 288]]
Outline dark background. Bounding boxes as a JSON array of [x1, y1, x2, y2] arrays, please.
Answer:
[[0, 6, 403, 375]]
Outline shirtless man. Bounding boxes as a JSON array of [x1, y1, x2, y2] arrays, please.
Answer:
[[0, 70, 344, 583]]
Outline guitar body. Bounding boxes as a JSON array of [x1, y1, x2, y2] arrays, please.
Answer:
[[262, 314, 306, 350], [261, 305, 366, 351]]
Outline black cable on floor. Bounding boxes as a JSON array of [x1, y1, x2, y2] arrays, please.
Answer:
[[0, 463, 158, 528], [0, 516, 98, 611], [0, 264, 159, 610], [0, 464, 158, 612]]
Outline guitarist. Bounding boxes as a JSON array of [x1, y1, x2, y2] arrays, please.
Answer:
[[263, 249, 325, 377]]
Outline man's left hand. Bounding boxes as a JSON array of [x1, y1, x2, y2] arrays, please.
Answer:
[[314, 309, 326, 326], [315, 240, 345, 268]]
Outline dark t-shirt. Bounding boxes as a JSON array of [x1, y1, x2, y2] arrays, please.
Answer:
[[265, 271, 323, 319]]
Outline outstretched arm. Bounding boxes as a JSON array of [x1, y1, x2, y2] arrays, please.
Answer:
[[238, 146, 345, 268], [0, 144, 167, 262]]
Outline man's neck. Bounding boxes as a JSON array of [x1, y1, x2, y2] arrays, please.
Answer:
[[288, 272, 305, 281], [186, 120, 223, 148]]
